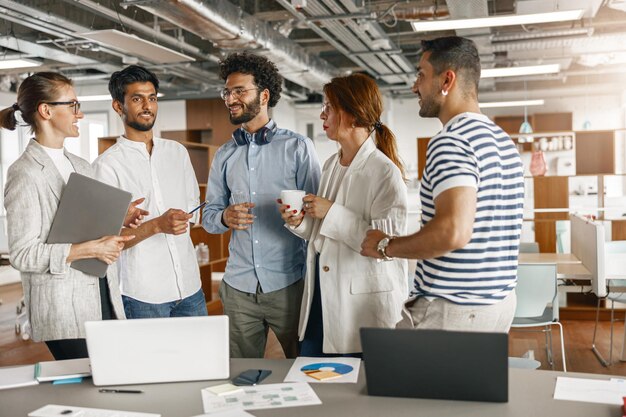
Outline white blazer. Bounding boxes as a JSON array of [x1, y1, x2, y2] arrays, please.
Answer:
[[290, 137, 408, 353], [4, 140, 125, 342]]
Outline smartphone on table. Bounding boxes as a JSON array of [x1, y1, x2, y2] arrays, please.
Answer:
[[232, 369, 272, 386]]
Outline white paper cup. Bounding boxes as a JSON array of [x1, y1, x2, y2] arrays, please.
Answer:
[[280, 190, 306, 214]]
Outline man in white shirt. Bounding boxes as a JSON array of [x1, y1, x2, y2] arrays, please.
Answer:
[[93, 65, 207, 318]]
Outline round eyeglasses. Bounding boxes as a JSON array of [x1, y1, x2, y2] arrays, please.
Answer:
[[43, 101, 81, 115], [220, 87, 259, 101], [321, 102, 332, 115]]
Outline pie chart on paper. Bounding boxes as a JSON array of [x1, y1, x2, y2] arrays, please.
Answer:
[[300, 362, 354, 381]]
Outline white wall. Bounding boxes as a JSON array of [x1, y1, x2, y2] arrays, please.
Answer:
[[386, 96, 442, 181], [271, 97, 297, 133]]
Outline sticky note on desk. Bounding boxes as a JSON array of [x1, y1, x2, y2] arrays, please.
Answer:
[[205, 383, 243, 396], [306, 371, 342, 381]]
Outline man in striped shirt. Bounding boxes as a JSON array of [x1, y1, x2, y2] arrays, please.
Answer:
[[361, 36, 524, 332]]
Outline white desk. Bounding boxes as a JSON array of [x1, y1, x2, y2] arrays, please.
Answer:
[[518, 253, 591, 280], [518, 253, 581, 265], [0, 359, 619, 416]]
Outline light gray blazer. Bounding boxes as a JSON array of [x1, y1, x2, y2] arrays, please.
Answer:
[[4, 140, 125, 342]]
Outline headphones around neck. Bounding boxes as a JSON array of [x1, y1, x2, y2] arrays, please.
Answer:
[[232, 124, 277, 147]]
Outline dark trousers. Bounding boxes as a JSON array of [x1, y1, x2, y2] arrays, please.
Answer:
[[45, 277, 114, 360]]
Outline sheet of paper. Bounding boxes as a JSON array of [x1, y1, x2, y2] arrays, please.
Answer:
[[190, 409, 255, 417], [0, 364, 38, 390], [554, 376, 626, 405], [283, 356, 361, 383], [29, 404, 160, 417], [201, 382, 321, 413]]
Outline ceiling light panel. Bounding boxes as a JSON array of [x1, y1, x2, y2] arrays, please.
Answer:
[[410, 10, 584, 32], [479, 99, 545, 108], [481, 64, 560, 78], [79, 30, 195, 64], [0, 58, 42, 70]]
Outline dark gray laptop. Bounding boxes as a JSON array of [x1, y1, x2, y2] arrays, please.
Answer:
[[360, 328, 508, 403], [47, 173, 132, 278]]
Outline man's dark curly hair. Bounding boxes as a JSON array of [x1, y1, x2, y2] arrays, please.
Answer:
[[219, 52, 282, 108]]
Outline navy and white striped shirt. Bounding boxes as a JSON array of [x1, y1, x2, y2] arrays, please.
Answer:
[[413, 112, 524, 305]]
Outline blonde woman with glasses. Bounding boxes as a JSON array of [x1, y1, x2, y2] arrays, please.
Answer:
[[0, 72, 144, 360]]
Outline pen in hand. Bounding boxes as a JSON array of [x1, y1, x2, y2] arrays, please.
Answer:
[[189, 201, 208, 215], [99, 388, 143, 394]]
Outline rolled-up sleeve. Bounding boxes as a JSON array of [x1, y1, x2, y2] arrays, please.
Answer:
[[202, 148, 230, 234], [296, 137, 321, 195]]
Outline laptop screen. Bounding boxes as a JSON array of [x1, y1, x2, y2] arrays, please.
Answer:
[[360, 328, 508, 403]]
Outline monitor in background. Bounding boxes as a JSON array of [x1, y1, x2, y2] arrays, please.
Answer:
[[360, 328, 508, 403], [86, 316, 229, 386]]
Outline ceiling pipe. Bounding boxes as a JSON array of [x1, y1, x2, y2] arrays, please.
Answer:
[[275, 0, 414, 87], [0, 0, 222, 88], [132, 0, 339, 91], [306, 12, 374, 21], [492, 27, 594, 42]]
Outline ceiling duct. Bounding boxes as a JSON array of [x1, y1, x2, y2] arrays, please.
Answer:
[[132, 0, 339, 92], [0, 0, 223, 95], [393, 4, 450, 20]]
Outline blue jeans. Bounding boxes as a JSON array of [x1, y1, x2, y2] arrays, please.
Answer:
[[300, 256, 361, 358], [122, 289, 208, 319]]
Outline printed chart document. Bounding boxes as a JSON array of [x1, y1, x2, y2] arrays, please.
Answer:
[[0, 364, 38, 390], [201, 382, 321, 413], [29, 404, 160, 417], [35, 358, 91, 382], [554, 376, 626, 405], [284, 356, 361, 383], [191, 410, 255, 417]]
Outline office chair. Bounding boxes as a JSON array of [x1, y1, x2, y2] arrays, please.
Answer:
[[511, 263, 566, 371]]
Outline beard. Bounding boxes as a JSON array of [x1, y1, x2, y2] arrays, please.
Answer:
[[127, 119, 155, 132], [418, 93, 441, 118], [229, 93, 261, 125], [124, 110, 156, 132]]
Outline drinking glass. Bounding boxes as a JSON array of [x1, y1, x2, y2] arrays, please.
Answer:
[[231, 190, 249, 205], [371, 218, 393, 262]]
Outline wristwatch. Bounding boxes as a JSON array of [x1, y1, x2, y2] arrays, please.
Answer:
[[377, 236, 393, 261]]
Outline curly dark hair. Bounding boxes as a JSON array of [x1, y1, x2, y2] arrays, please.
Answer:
[[219, 52, 282, 108]]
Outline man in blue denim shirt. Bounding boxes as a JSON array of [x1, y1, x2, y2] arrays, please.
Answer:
[[203, 53, 321, 358]]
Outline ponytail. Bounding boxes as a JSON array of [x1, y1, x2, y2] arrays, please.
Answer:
[[374, 122, 406, 180], [0, 104, 18, 131]]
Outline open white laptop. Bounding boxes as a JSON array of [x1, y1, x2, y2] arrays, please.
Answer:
[[85, 316, 229, 386]]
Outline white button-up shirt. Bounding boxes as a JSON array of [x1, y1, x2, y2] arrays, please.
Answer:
[[93, 136, 201, 304]]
